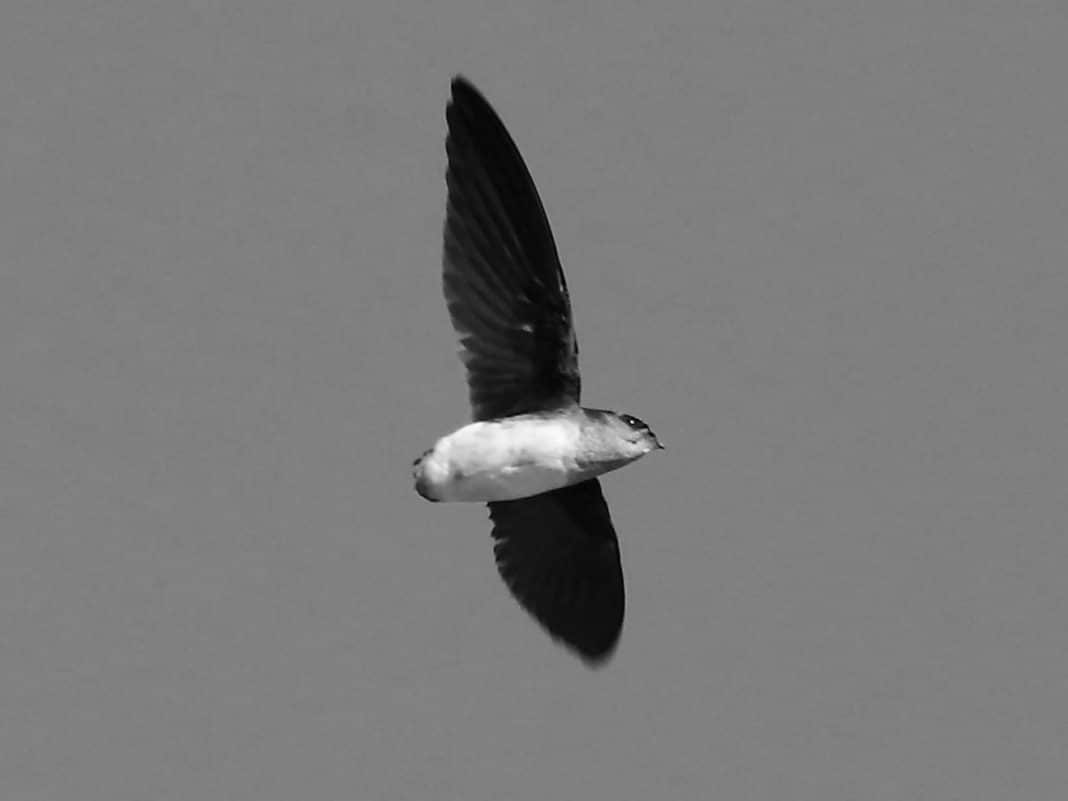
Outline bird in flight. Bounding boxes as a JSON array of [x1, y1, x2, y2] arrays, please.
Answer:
[[413, 77, 662, 665]]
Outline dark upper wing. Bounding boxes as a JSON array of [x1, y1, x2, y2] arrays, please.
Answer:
[[443, 76, 580, 420], [488, 479, 623, 665]]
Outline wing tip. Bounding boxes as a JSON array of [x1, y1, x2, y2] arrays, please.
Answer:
[[450, 74, 478, 97], [567, 627, 623, 667], [448, 75, 488, 118]]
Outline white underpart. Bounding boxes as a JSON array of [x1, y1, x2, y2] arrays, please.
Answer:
[[417, 418, 584, 502]]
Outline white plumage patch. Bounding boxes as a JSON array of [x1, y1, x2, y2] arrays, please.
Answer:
[[416, 417, 583, 502]]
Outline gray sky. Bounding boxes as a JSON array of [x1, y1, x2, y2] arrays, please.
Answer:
[[2, 1, 1067, 799]]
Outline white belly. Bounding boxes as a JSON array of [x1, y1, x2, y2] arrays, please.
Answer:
[[416, 417, 582, 502]]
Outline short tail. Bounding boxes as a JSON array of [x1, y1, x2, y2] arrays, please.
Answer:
[[412, 450, 440, 502]]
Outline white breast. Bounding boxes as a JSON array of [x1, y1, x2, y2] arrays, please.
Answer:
[[417, 417, 582, 502]]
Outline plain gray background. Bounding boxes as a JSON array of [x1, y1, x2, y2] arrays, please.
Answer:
[[2, 1, 1067, 798]]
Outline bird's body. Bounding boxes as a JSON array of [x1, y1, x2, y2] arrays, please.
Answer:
[[413, 77, 662, 665], [416, 414, 584, 503], [414, 408, 653, 503]]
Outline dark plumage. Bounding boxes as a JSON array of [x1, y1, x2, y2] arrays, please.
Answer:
[[414, 77, 661, 665]]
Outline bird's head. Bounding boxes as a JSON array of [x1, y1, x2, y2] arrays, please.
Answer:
[[617, 412, 664, 453], [604, 412, 664, 457]]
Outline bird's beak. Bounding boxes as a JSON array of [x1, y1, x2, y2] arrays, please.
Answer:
[[654, 437, 665, 450]]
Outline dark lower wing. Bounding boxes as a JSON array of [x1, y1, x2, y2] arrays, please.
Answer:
[[488, 479, 624, 665]]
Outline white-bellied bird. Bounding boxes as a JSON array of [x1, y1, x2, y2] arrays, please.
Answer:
[[413, 77, 663, 665]]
